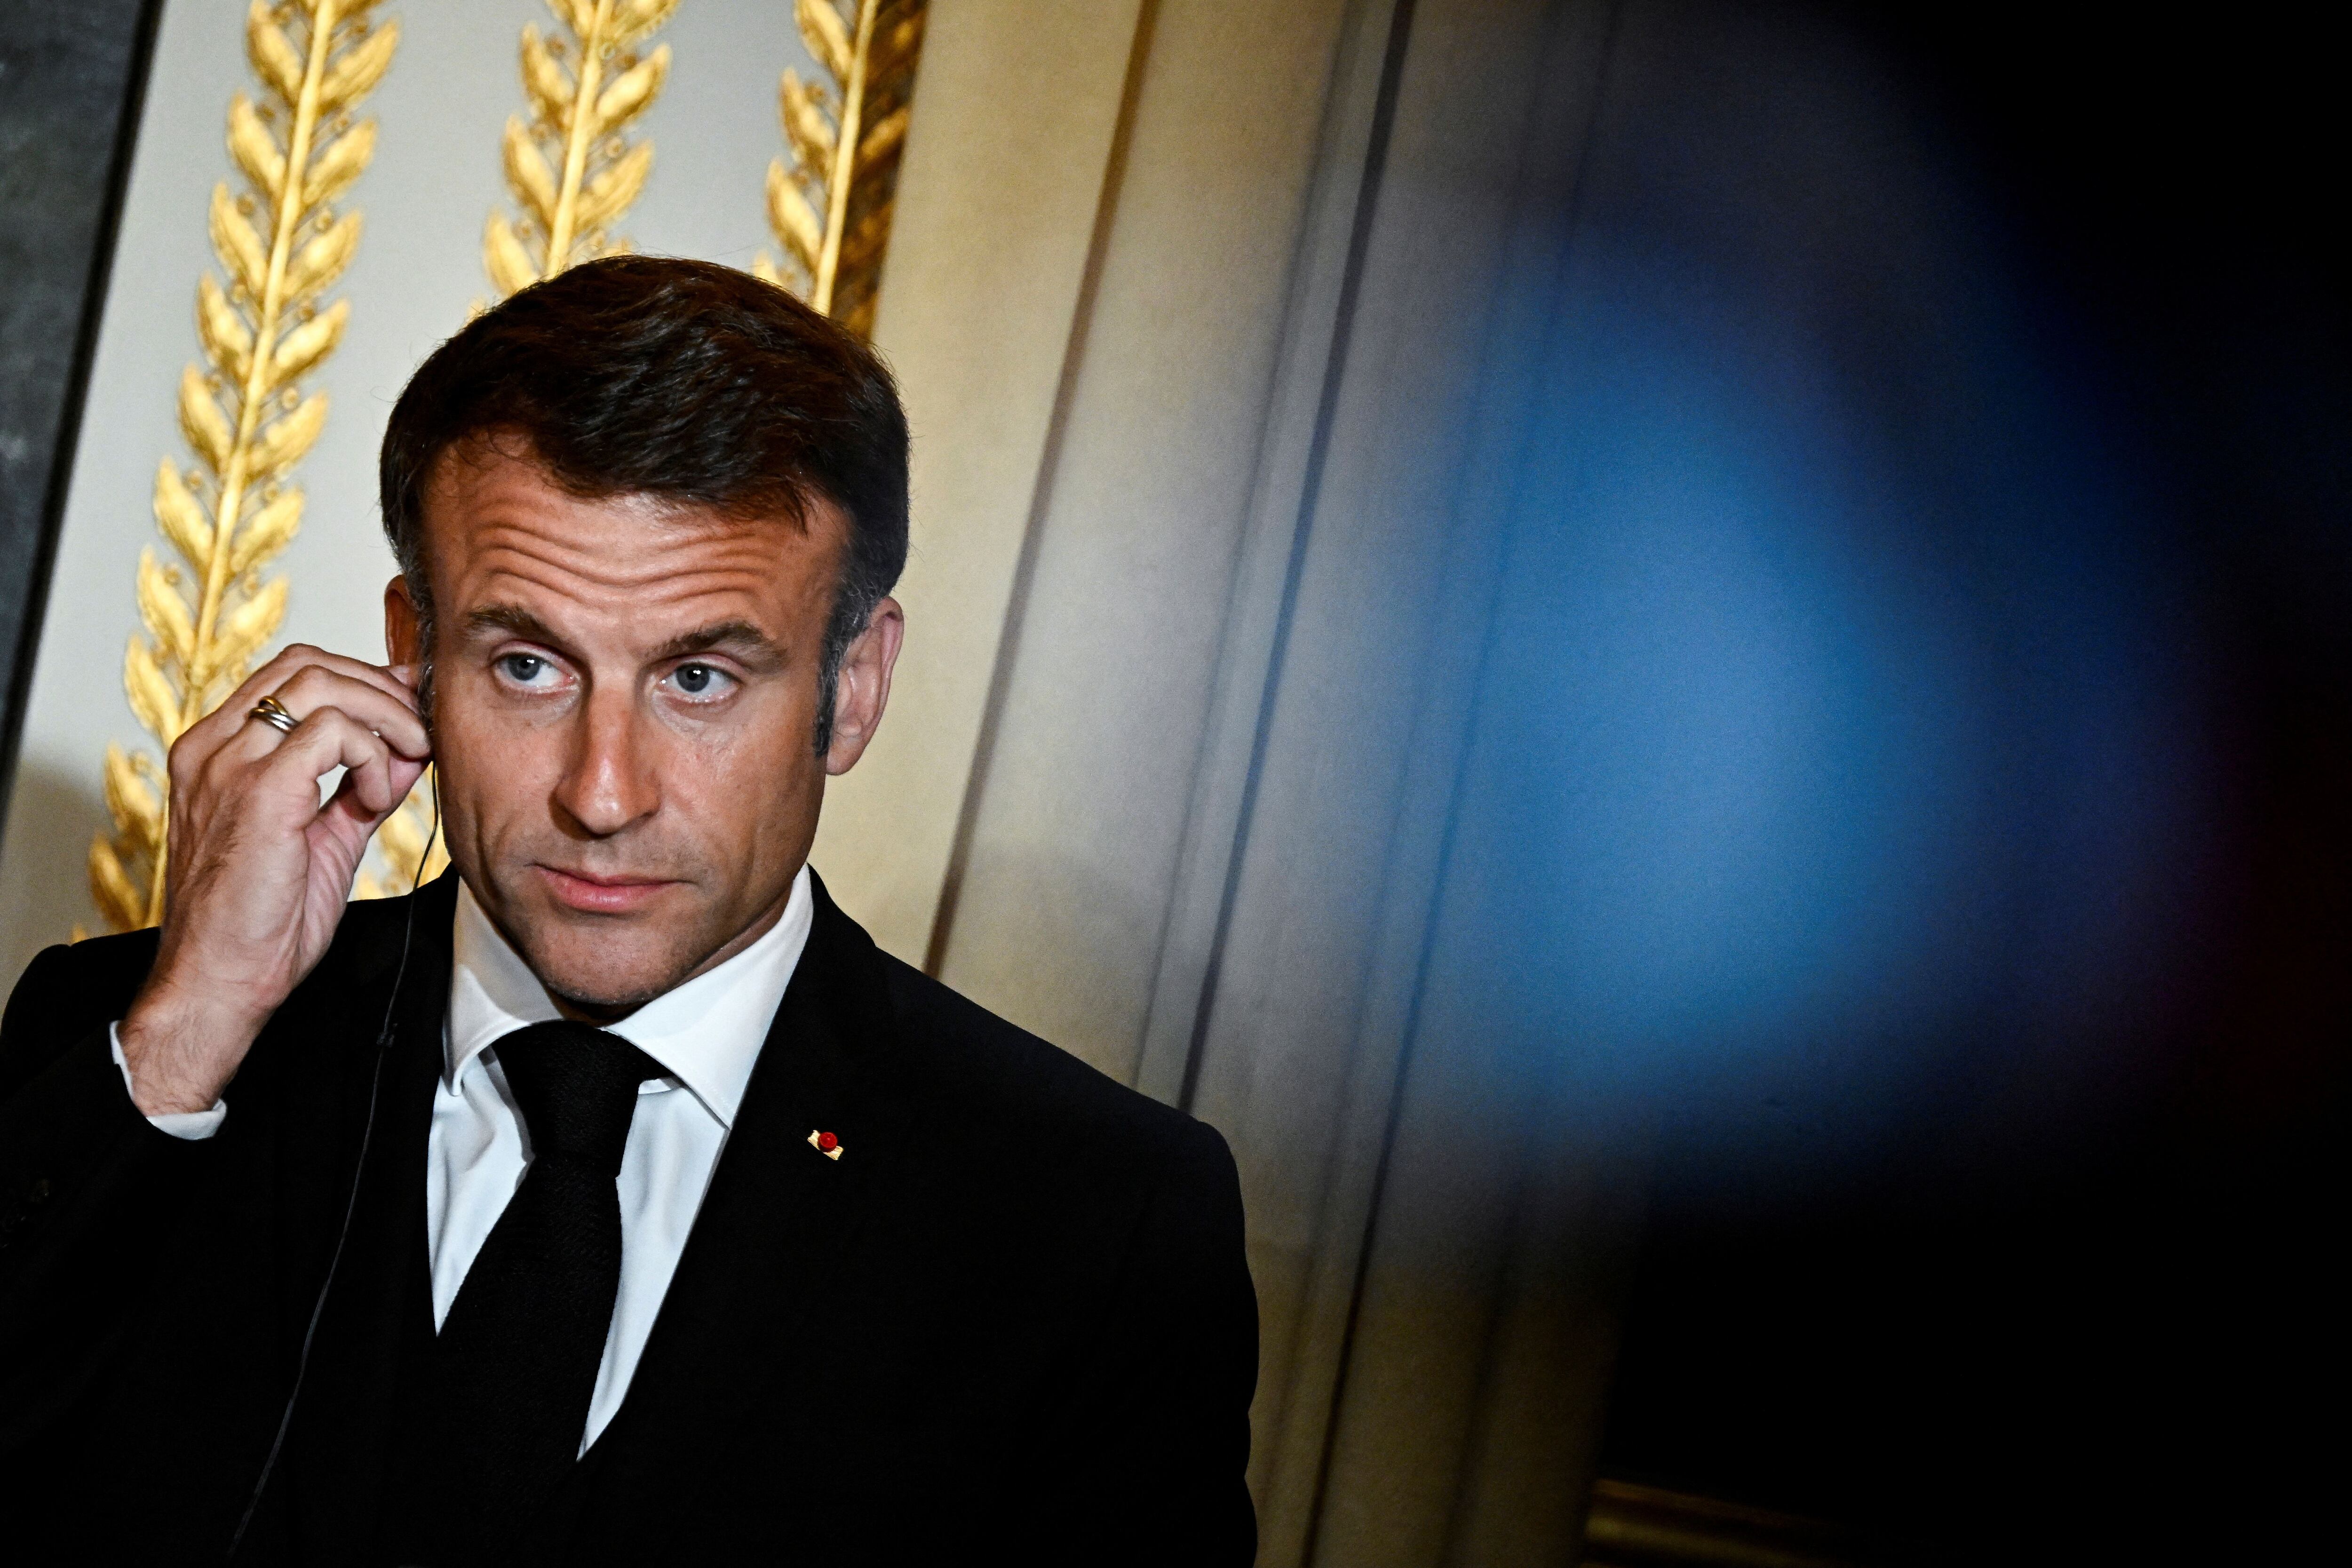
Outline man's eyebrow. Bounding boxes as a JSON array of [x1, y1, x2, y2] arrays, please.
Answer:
[[462, 604, 566, 647], [645, 620, 787, 668], [460, 606, 787, 669]]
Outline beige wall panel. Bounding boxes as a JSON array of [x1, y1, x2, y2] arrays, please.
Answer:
[[1120, 0, 1403, 1115], [809, 0, 1150, 963], [1173, 2, 1626, 1559], [1306, 937, 1640, 1568], [931, 0, 1359, 1082]]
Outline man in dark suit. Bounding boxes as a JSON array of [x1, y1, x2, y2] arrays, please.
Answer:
[[0, 258, 1256, 1565]]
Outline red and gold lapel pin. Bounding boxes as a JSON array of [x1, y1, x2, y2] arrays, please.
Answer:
[[807, 1129, 842, 1161]]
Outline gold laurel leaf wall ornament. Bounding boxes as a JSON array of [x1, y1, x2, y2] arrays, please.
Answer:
[[482, 0, 683, 298], [753, 0, 927, 339], [89, 0, 400, 934]]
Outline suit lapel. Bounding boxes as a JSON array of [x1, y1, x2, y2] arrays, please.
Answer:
[[572, 876, 895, 1513]]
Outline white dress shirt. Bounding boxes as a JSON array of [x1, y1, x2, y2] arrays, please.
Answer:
[[114, 864, 812, 1453]]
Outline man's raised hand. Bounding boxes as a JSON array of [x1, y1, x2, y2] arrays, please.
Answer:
[[116, 645, 431, 1115]]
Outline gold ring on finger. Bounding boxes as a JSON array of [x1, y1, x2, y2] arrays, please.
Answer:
[[248, 694, 300, 735]]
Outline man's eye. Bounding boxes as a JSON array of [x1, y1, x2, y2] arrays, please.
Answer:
[[498, 654, 552, 685], [669, 662, 733, 699]]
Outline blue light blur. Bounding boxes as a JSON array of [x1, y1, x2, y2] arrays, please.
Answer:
[[1414, 64, 2213, 1191]]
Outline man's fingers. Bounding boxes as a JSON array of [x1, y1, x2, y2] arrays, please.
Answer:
[[263, 706, 399, 816], [201, 644, 364, 737], [182, 644, 422, 764], [317, 753, 427, 851], [174, 645, 321, 776], [263, 665, 432, 760], [254, 645, 422, 719]]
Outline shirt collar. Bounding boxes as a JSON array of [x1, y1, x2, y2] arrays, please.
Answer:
[[446, 865, 813, 1129]]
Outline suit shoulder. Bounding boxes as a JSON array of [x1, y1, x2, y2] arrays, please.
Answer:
[[289, 874, 455, 1004], [313, 884, 429, 976], [871, 949, 1208, 1162], [0, 927, 159, 1099], [3, 927, 159, 1034]]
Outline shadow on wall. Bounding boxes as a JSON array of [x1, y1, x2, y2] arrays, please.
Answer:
[[1, 762, 105, 967], [937, 842, 1173, 1086]]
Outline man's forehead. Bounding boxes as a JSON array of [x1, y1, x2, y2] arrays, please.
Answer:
[[423, 441, 825, 541], [426, 452, 834, 569], [419, 446, 841, 628]]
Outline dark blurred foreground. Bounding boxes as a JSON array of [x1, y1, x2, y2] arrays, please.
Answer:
[[1509, 4, 2347, 1560]]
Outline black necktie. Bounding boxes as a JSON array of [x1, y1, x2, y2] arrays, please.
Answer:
[[426, 1019, 661, 1550]]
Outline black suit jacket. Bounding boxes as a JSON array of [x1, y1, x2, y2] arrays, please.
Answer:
[[0, 872, 1256, 1564]]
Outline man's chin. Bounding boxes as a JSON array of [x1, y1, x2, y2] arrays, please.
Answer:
[[469, 859, 788, 1018], [505, 909, 709, 1022], [528, 949, 694, 1023], [546, 980, 670, 1023]]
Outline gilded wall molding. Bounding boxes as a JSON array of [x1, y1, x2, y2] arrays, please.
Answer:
[[482, 0, 681, 299], [89, 0, 399, 933], [755, 0, 927, 338]]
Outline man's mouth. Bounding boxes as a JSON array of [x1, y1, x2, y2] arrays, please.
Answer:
[[534, 865, 679, 915]]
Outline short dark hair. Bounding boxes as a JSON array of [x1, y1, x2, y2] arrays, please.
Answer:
[[380, 256, 909, 751]]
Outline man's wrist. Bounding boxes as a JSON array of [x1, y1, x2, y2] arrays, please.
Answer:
[[117, 981, 266, 1115], [109, 1023, 228, 1138]]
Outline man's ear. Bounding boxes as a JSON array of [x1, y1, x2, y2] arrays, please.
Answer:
[[825, 596, 905, 777], [384, 576, 421, 668]]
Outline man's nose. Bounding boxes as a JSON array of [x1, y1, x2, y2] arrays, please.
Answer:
[[552, 682, 658, 837]]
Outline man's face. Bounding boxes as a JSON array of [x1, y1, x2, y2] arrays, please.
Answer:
[[385, 443, 898, 1017]]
